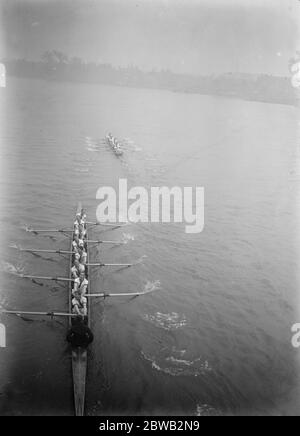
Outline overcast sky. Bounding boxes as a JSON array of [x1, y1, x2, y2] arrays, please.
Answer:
[[0, 0, 299, 76]]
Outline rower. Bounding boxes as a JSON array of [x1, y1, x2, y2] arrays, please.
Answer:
[[74, 213, 81, 226], [71, 290, 87, 317], [72, 236, 79, 250], [67, 322, 93, 348], [79, 224, 87, 238], [80, 217, 86, 228], [71, 259, 85, 278], [80, 249, 87, 265], [73, 251, 81, 263], [73, 272, 88, 296], [78, 237, 84, 249]]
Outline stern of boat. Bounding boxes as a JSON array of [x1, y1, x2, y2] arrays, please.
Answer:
[[72, 347, 87, 416]]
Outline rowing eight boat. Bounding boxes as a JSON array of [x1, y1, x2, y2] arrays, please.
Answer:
[[69, 202, 90, 416], [106, 135, 123, 156], [1, 204, 159, 416]]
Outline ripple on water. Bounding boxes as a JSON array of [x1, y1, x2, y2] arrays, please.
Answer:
[[142, 312, 187, 330], [141, 350, 212, 377], [196, 403, 222, 416]]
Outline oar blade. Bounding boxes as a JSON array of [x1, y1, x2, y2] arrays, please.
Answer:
[[0, 323, 6, 348]]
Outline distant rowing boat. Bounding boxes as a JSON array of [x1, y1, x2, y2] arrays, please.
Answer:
[[106, 134, 123, 156]]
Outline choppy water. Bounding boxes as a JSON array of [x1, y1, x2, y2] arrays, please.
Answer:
[[0, 77, 299, 415]]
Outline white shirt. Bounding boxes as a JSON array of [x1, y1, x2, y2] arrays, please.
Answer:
[[74, 277, 88, 294], [74, 252, 81, 261], [71, 265, 79, 278], [72, 296, 87, 315], [80, 228, 87, 237], [81, 251, 87, 264], [78, 263, 85, 274]]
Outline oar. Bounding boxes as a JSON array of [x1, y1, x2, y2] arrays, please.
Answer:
[[19, 274, 73, 282], [86, 289, 157, 298], [0, 309, 76, 318], [87, 262, 133, 267], [17, 248, 73, 254], [86, 221, 127, 228], [27, 228, 72, 233], [87, 240, 125, 245]]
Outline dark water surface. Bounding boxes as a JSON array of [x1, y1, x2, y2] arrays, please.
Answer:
[[0, 77, 299, 415]]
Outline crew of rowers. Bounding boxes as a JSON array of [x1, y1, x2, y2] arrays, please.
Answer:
[[71, 210, 88, 318], [107, 133, 123, 154]]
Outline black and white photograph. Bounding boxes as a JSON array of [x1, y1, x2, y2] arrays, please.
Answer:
[[0, 0, 299, 417]]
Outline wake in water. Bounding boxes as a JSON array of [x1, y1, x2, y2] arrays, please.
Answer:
[[195, 404, 221, 416], [122, 233, 135, 244], [142, 311, 187, 330], [84, 136, 103, 152], [143, 280, 161, 294], [141, 350, 212, 378], [134, 254, 148, 266], [0, 261, 24, 276], [123, 138, 143, 152]]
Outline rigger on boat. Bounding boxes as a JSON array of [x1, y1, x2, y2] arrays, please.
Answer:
[[1, 203, 159, 416], [67, 203, 93, 416]]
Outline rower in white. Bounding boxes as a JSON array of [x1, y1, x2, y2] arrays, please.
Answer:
[[72, 290, 87, 317], [71, 259, 85, 278], [80, 250, 88, 265], [72, 236, 80, 250], [78, 238, 84, 249], [73, 272, 88, 297]]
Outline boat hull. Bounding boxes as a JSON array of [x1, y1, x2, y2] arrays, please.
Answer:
[[69, 202, 90, 416], [106, 136, 123, 156], [72, 348, 87, 416]]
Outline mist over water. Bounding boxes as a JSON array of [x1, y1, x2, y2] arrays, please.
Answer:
[[0, 77, 299, 415]]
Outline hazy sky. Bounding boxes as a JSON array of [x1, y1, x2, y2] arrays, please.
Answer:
[[0, 0, 299, 75]]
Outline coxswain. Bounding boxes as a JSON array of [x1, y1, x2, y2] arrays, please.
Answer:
[[67, 321, 93, 348]]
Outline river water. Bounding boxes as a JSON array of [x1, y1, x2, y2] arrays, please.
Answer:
[[0, 77, 299, 415]]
